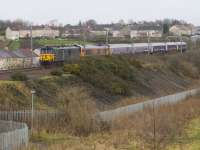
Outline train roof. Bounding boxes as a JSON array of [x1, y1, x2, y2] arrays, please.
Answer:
[[41, 45, 80, 49], [109, 44, 133, 48], [39, 42, 187, 51], [83, 44, 108, 49], [109, 42, 187, 48]]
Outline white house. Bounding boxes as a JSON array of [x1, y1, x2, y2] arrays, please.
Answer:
[[112, 30, 125, 38], [169, 25, 193, 36], [6, 26, 60, 40], [6, 27, 20, 40], [192, 26, 200, 35], [130, 30, 162, 38], [90, 30, 107, 36]]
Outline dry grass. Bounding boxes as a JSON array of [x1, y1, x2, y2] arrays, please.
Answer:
[[111, 96, 200, 150], [26, 95, 200, 150]]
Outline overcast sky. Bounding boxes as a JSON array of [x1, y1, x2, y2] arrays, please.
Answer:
[[0, 0, 199, 25]]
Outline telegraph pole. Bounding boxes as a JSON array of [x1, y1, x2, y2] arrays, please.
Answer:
[[105, 28, 109, 45], [30, 25, 33, 67], [180, 35, 183, 54], [153, 101, 156, 150], [31, 90, 36, 134], [148, 31, 151, 54]]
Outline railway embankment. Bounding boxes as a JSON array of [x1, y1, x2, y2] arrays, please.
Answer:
[[0, 50, 200, 110]]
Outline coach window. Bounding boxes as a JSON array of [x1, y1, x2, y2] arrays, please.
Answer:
[[68, 50, 71, 56]]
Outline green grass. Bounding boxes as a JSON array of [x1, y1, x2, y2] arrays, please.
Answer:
[[8, 40, 20, 50], [5, 38, 90, 50], [167, 118, 200, 150], [31, 130, 67, 144], [35, 38, 90, 46]]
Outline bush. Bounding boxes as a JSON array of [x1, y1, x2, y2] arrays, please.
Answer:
[[50, 70, 63, 76], [129, 59, 143, 69], [11, 72, 28, 81], [58, 87, 99, 136], [167, 57, 199, 78], [66, 56, 135, 96], [63, 64, 81, 75], [110, 82, 130, 95]]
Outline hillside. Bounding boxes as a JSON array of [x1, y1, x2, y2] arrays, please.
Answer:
[[0, 50, 200, 110]]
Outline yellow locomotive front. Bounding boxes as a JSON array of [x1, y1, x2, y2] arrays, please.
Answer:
[[40, 47, 55, 64], [40, 54, 55, 62]]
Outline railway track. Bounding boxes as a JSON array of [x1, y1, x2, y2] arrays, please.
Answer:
[[0, 67, 42, 74], [0, 66, 59, 80]]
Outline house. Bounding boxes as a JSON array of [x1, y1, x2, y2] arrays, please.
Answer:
[[13, 49, 40, 67], [90, 30, 107, 36], [130, 30, 162, 38], [169, 25, 193, 36], [0, 50, 23, 70], [6, 27, 20, 40], [61, 29, 81, 38], [192, 26, 200, 35], [6, 26, 60, 40], [0, 49, 39, 70], [191, 35, 200, 42], [112, 30, 125, 38]]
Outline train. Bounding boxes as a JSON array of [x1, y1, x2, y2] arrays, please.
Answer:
[[35, 42, 187, 64]]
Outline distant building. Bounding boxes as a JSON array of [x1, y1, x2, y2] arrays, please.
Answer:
[[90, 30, 107, 36], [6, 27, 19, 40], [192, 26, 200, 35], [112, 30, 126, 38], [191, 35, 200, 42], [130, 30, 162, 38], [169, 25, 193, 36], [0, 49, 39, 70], [61, 29, 81, 38], [6, 26, 60, 40]]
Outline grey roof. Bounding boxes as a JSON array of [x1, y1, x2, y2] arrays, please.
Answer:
[[0, 51, 19, 58], [0, 50, 38, 58], [13, 49, 38, 57]]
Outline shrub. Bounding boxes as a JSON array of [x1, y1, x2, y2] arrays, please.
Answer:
[[167, 57, 199, 78], [50, 70, 63, 76], [63, 64, 81, 75], [58, 87, 99, 136], [110, 82, 130, 95], [129, 59, 143, 69], [11, 72, 28, 81]]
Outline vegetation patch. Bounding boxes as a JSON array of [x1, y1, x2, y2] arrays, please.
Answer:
[[11, 72, 29, 81]]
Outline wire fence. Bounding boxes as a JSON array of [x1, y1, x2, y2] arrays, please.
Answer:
[[99, 88, 200, 121], [0, 120, 28, 150]]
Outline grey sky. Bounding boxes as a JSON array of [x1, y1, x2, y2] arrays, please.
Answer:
[[0, 0, 199, 25]]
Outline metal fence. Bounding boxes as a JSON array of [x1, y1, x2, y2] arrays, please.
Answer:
[[0, 120, 28, 150], [99, 88, 200, 121], [0, 110, 64, 129]]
